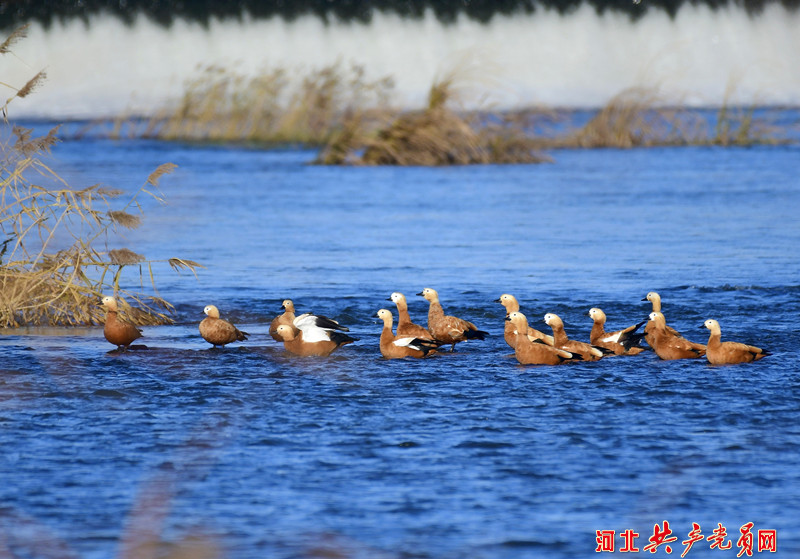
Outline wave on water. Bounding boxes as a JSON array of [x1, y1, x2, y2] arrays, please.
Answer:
[[2, 1, 800, 119]]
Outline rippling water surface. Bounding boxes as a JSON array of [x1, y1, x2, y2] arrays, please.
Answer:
[[2, 129, 800, 558]]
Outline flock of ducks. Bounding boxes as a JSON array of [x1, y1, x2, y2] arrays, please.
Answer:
[[100, 289, 769, 366]]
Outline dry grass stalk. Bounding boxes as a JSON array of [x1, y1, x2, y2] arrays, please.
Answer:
[[323, 74, 551, 166], [16, 70, 46, 99], [96, 55, 793, 162], [1, 28, 47, 117], [0, 24, 28, 55], [117, 62, 394, 146], [1, 31, 202, 327], [0, 133, 201, 326], [550, 86, 788, 149], [559, 87, 686, 148], [107, 210, 142, 229], [361, 105, 489, 165], [108, 248, 145, 266]]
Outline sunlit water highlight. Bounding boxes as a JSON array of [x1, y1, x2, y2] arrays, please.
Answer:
[[1, 129, 800, 558]]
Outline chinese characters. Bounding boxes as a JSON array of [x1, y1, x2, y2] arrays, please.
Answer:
[[596, 521, 777, 555]]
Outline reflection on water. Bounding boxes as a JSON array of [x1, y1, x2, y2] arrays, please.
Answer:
[[2, 133, 800, 558]]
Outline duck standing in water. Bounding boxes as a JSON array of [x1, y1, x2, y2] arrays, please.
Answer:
[[200, 305, 249, 348], [101, 296, 143, 351]]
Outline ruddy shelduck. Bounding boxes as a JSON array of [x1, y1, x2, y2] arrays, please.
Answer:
[[388, 292, 438, 343], [275, 313, 355, 357], [646, 312, 706, 360], [496, 294, 554, 349], [376, 309, 438, 359], [269, 299, 298, 341], [506, 312, 580, 365], [200, 305, 249, 348], [588, 307, 646, 355], [703, 319, 768, 365], [544, 313, 607, 361], [101, 296, 143, 351], [642, 291, 681, 346], [417, 288, 488, 352]]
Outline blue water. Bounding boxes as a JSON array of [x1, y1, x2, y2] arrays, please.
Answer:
[[2, 128, 800, 558]]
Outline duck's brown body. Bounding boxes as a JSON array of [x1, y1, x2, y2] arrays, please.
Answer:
[[647, 312, 706, 360], [102, 296, 142, 350], [275, 324, 353, 357], [388, 292, 437, 342], [497, 294, 553, 349], [200, 305, 249, 348], [506, 313, 578, 365], [643, 291, 681, 347], [704, 319, 767, 365], [377, 309, 437, 359], [418, 288, 488, 352], [269, 299, 298, 341], [544, 313, 605, 361], [588, 308, 646, 355]]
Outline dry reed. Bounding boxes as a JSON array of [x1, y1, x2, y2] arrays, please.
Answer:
[[112, 62, 395, 146], [1, 28, 202, 327], [322, 71, 552, 166], [549, 86, 789, 149], [96, 56, 795, 162]]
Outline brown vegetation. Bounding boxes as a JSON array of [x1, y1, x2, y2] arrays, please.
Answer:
[[110, 62, 395, 146], [319, 74, 552, 165], [1, 27, 202, 327], [100, 57, 795, 163]]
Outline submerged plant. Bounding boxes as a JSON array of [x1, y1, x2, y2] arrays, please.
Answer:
[[1, 28, 202, 327]]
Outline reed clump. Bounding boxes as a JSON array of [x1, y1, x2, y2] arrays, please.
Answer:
[[102, 58, 794, 161], [549, 86, 790, 149], [319, 74, 552, 165], [1, 28, 202, 327], [556, 87, 697, 148], [0, 133, 202, 327], [320, 84, 793, 161], [116, 62, 395, 146]]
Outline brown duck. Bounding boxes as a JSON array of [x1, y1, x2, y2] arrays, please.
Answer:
[[377, 309, 438, 359], [200, 305, 249, 348], [497, 293, 554, 349], [588, 307, 646, 355], [269, 299, 298, 341], [544, 313, 607, 361], [417, 288, 488, 352], [647, 312, 706, 360], [388, 292, 438, 343], [275, 313, 355, 357], [506, 312, 580, 365], [642, 291, 681, 347], [704, 319, 768, 365], [101, 296, 143, 351]]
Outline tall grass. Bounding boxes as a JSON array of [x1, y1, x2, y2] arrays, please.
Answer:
[[100, 55, 795, 162], [556, 86, 788, 149], [320, 70, 552, 165], [1, 27, 202, 328], [556, 87, 699, 148], [710, 87, 785, 147], [319, 83, 792, 163], [112, 62, 395, 145]]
